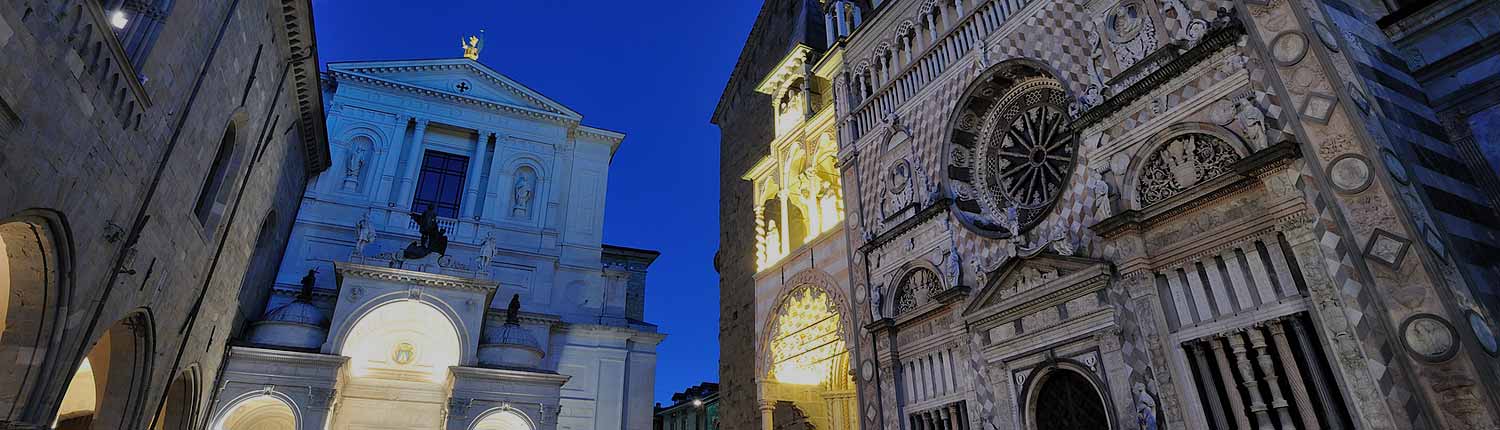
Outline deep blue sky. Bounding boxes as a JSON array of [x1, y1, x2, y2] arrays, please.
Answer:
[[312, 0, 759, 403]]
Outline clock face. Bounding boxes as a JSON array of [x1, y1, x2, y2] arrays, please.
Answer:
[[945, 64, 1078, 238]]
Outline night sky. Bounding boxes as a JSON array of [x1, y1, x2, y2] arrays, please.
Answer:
[[312, 0, 761, 403]]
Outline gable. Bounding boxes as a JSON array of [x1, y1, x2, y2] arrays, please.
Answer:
[[962, 254, 1110, 317], [327, 59, 582, 121]]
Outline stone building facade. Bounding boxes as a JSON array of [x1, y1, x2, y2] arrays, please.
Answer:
[[721, 0, 1500, 429], [210, 57, 664, 430], [0, 0, 327, 429]]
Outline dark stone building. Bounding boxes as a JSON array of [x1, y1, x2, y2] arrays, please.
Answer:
[[0, 0, 327, 428], [655, 382, 721, 430]]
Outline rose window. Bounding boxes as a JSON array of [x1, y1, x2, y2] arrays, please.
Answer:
[[945, 64, 1077, 238]]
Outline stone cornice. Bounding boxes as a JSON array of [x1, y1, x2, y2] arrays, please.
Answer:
[[858, 198, 952, 255], [1075, 14, 1246, 130], [329, 69, 579, 126], [1092, 141, 1301, 239], [449, 365, 572, 386], [334, 262, 498, 293], [336, 60, 578, 117], [964, 270, 1111, 330], [276, 0, 331, 176], [229, 345, 348, 367]]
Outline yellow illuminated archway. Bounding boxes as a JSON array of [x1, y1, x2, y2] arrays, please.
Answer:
[[213, 395, 297, 430], [767, 286, 847, 386]]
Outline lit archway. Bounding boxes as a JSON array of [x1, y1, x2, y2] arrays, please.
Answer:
[[759, 281, 856, 430], [54, 313, 153, 430], [212, 395, 297, 430], [470, 408, 533, 430], [339, 300, 463, 383], [331, 300, 462, 430], [0, 213, 73, 424]]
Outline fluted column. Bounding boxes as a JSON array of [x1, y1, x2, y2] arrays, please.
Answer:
[[1229, 331, 1274, 430], [1188, 342, 1230, 429], [396, 119, 431, 209], [481, 130, 508, 222], [1269, 319, 1320, 430], [461, 129, 489, 219], [1211, 335, 1252, 429], [1289, 318, 1346, 430]]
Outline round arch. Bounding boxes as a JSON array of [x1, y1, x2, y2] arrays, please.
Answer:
[[0, 209, 75, 423], [1120, 122, 1251, 210], [1018, 360, 1113, 430], [149, 365, 200, 430], [756, 269, 855, 385], [469, 407, 535, 430], [334, 124, 392, 149], [54, 311, 155, 430], [325, 291, 474, 365], [882, 259, 948, 318], [336, 298, 464, 383], [209, 391, 300, 430]]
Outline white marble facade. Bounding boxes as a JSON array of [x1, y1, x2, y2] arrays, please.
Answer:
[[210, 58, 662, 430]]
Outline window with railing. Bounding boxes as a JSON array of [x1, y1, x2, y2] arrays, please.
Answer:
[[412, 150, 468, 219]]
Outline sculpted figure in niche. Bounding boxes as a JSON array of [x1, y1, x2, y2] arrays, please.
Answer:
[[1236, 97, 1268, 151], [343, 143, 368, 190], [513, 170, 536, 217], [869, 283, 884, 320], [1089, 166, 1114, 221], [945, 249, 962, 288]]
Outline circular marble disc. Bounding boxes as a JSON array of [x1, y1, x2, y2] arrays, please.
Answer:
[[1402, 314, 1458, 362]]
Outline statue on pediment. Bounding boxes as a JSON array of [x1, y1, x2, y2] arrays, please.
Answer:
[[462, 30, 485, 61], [404, 206, 449, 259]]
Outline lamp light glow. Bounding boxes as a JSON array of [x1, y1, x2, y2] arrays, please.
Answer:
[[109, 11, 129, 29]]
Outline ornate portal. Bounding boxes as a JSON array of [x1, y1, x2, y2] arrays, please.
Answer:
[[945, 64, 1077, 238]]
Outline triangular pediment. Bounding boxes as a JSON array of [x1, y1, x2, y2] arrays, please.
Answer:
[[327, 58, 583, 121], [962, 254, 1110, 318]]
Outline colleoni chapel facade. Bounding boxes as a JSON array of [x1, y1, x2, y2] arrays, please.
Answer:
[[716, 1, 1500, 430]]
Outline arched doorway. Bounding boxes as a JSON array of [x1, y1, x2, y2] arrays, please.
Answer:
[[1027, 368, 1109, 430], [760, 284, 856, 430], [0, 214, 71, 423], [150, 369, 199, 430], [331, 300, 462, 430], [54, 314, 153, 430], [471, 408, 532, 430], [212, 395, 297, 430]]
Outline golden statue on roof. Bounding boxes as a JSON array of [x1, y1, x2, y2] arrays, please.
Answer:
[[461, 30, 485, 60]]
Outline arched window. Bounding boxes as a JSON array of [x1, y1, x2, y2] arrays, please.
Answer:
[[195, 122, 240, 226], [100, 0, 174, 67], [893, 267, 940, 315]]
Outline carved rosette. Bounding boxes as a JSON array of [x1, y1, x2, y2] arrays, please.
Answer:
[[944, 63, 1078, 238]]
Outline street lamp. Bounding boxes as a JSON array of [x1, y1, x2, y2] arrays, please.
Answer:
[[108, 10, 129, 29], [692, 399, 703, 408]]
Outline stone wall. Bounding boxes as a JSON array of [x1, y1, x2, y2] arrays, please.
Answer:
[[0, 0, 324, 428], [712, 1, 806, 428]]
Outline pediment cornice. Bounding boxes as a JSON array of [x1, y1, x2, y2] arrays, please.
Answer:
[[330, 69, 580, 126]]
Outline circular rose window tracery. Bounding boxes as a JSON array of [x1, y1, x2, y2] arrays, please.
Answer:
[[944, 64, 1078, 238]]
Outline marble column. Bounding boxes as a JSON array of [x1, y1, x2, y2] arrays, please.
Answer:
[[1188, 342, 1230, 429], [1248, 326, 1293, 429], [378, 115, 412, 207], [481, 131, 508, 222], [760, 401, 775, 430], [1229, 331, 1274, 430], [1210, 335, 1252, 429], [461, 129, 490, 219], [396, 119, 431, 210], [1268, 319, 1321, 430]]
